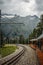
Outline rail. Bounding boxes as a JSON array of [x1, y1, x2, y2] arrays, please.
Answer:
[[0, 46, 25, 65]]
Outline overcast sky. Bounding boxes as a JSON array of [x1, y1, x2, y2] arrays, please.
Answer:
[[0, 0, 43, 17]]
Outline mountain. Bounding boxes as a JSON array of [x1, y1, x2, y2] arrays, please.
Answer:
[[1, 14, 14, 16], [1, 15, 40, 38]]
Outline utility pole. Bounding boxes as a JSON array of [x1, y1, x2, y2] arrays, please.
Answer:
[[0, 10, 4, 47], [0, 11, 25, 45], [0, 10, 1, 47]]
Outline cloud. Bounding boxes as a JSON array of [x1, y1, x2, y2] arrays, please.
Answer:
[[0, 0, 43, 16], [23, 0, 29, 3], [35, 0, 43, 16], [0, 0, 4, 4], [36, 0, 43, 11]]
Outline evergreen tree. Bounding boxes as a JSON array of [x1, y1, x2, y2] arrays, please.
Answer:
[[29, 14, 43, 40], [19, 35, 25, 44]]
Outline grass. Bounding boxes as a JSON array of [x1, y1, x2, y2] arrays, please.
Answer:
[[0, 45, 18, 57]]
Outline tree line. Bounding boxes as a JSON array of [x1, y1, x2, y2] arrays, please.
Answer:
[[0, 14, 43, 47], [29, 14, 43, 40]]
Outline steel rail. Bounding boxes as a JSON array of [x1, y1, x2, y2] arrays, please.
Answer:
[[1, 46, 25, 65]]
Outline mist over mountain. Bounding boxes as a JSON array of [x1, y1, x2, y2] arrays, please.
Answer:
[[1, 14, 39, 38]]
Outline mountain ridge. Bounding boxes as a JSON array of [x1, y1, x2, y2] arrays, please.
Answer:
[[1, 15, 40, 38]]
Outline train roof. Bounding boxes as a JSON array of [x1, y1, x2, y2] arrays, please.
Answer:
[[37, 34, 43, 40], [30, 34, 43, 41], [30, 39, 37, 41]]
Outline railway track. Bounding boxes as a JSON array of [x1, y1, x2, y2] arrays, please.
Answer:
[[0, 45, 25, 65]]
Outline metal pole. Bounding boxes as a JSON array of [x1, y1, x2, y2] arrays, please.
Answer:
[[0, 10, 1, 47]]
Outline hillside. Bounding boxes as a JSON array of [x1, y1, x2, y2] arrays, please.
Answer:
[[1, 14, 39, 38]]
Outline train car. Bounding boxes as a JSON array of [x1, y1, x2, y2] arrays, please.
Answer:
[[37, 34, 43, 51], [30, 39, 37, 48]]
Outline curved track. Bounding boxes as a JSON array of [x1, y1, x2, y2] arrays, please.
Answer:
[[0, 45, 25, 65], [0, 44, 39, 65]]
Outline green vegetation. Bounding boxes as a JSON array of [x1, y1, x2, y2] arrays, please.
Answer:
[[0, 45, 17, 57], [0, 14, 43, 47], [29, 14, 43, 40], [19, 35, 26, 44]]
